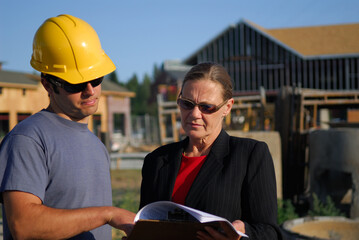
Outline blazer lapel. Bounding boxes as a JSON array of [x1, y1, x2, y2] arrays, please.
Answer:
[[157, 139, 187, 200], [185, 130, 230, 207]]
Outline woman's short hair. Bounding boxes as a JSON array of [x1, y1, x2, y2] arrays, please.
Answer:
[[181, 62, 233, 100]]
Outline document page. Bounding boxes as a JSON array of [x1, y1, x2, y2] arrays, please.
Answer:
[[135, 201, 247, 237]]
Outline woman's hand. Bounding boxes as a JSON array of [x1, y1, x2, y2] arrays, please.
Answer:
[[196, 220, 245, 240]]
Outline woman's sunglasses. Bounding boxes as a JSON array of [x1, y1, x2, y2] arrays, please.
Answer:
[[47, 76, 103, 93], [177, 96, 228, 114]]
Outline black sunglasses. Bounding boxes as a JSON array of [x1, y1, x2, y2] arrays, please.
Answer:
[[177, 96, 228, 114], [47, 76, 103, 93]]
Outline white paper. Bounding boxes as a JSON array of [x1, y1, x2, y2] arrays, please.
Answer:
[[135, 201, 248, 237]]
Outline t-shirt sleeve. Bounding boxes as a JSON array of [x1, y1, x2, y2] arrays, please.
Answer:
[[0, 134, 48, 202]]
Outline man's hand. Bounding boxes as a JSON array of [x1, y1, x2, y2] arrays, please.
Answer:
[[107, 207, 136, 236], [3, 191, 136, 239]]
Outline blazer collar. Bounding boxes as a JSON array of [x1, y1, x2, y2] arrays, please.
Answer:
[[185, 129, 231, 207], [157, 138, 188, 200], [157, 130, 231, 205]]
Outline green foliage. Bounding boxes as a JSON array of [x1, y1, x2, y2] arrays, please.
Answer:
[[125, 73, 155, 116], [119, 63, 162, 116], [140, 74, 151, 101], [111, 169, 140, 213], [125, 74, 141, 115], [308, 193, 344, 217], [113, 190, 139, 213], [108, 71, 120, 84], [277, 199, 299, 225], [141, 74, 158, 116], [126, 74, 139, 92], [136, 74, 152, 115], [152, 63, 160, 80]]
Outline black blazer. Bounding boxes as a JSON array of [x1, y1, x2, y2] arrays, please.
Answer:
[[140, 130, 283, 239]]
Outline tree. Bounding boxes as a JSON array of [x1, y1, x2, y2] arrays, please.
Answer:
[[137, 74, 153, 115], [138, 74, 151, 103], [125, 73, 158, 116], [152, 63, 160, 81], [108, 70, 120, 84], [126, 74, 141, 115], [126, 73, 139, 92]]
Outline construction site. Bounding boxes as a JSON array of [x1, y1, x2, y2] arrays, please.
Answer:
[[153, 19, 359, 237], [1, 13, 359, 240], [156, 86, 359, 239]]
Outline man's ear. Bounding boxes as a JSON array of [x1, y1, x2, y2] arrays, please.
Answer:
[[41, 77, 59, 94], [41, 77, 50, 91], [41, 77, 54, 96]]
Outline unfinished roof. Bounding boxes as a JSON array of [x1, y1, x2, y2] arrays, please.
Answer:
[[0, 70, 40, 89], [0, 70, 135, 97], [101, 78, 135, 97], [245, 20, 359, 58], [185, 19, 359, 64]]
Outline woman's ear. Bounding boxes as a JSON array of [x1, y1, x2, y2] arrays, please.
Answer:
[[223, 98, 234, 117]]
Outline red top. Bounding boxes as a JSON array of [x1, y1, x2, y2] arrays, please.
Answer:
[[171, 154, 207, 204]]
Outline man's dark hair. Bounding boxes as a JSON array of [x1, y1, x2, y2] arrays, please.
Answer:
[[41, 73, 59, 94]]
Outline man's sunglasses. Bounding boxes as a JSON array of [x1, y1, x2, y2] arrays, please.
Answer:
[[177, 96, 228, 114], [47, 76, 103, 93]]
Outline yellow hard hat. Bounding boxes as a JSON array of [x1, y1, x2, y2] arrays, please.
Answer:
[[30, 14, 116, 84]]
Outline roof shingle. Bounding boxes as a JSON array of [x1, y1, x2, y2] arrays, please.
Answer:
[[246, 20, 359, 57]]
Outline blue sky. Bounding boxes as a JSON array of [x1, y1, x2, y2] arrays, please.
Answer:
[[1, 0, 359, 82]]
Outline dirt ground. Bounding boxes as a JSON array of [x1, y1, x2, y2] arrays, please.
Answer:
[[291, 221, 359, 240]]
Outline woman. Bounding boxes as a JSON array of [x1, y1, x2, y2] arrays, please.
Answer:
[[140, 62, 282, 239]]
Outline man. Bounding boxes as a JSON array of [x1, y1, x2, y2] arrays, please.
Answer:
[[0, 14, 135, 239]]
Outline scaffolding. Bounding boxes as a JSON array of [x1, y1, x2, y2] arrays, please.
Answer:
[[297, 89, 359, 132]]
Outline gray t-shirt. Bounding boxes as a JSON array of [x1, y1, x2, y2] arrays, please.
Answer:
[[0, 110, 112, 239]]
